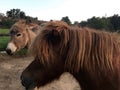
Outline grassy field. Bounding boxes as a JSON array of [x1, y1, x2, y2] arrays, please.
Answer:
[[0, 28, 9, 34], [0, 36, 10, 51], [0, 28, 10, 51]]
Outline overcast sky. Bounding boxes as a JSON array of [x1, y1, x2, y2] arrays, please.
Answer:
[[0, 0, 120, 23]]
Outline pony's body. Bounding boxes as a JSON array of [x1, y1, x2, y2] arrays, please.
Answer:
[[6, 20, 41, 55], [21, 21, 120, 90]]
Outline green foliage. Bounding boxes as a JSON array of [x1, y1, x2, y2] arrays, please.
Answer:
[[109, 14, 120, 31], [87, 17, 103, 29], [0, 8, 39, 28], [0, 19, 16, 28], [25, 16, 38, 23], [0, 28, 9, 34], [0, 28, 9, 51], [0, 36, 10, 51], [6, 9, 26, 19], [79, 21, 88, 27], [15, 48, 28, 56], [1, 9, 120, 32], [87, 17, 111, 30], [61, 15, 120, 32], [79, 15, 120, 32], [73, 21, 79, 26], [61, 16, 72, 25], [99, 17, 112, 30]]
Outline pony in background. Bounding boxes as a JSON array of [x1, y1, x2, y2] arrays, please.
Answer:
[[6, 20, 41, 55], [21, 21, 120, 90]]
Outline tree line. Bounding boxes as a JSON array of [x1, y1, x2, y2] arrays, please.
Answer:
[[0, 9, 39, 28], [0, 9, 120, 32], [62, 15, 120, 32], [79, 15, 120, 32]]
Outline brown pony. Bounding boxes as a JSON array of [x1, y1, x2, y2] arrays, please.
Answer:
[[6, 20, 41, 55], [21, 21, 120, 90]]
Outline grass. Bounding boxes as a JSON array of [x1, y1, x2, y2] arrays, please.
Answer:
[[15, 48, 28, 56], [0, 36, 10, 51], [0, 28, 10, 51], [0, 28, 9, 34]]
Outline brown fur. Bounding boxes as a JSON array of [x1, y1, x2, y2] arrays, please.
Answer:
[[21, 21, 120, 90]]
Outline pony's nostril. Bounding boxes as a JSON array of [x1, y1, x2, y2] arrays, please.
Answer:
[[6, 49, 13, 55], [20, 75, 35, 89]]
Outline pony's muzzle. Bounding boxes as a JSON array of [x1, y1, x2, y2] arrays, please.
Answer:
[[20, 74, 36, 90], [6, 42, 17, 55], [6, 48, 13, 55]]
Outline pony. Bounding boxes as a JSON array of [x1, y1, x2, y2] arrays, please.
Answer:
[[6, 19, 41, 55], [21, 21, 120, 90]]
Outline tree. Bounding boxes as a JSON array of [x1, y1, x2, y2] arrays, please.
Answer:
[[87, 16, 102, 29], [84, 16, 111, 30], [61, 16, 72, 25], [73, 21, 79, 26], [109, 14, 120, 31], [0, 13, 5, 18], [79, 21, 88, 27], [6, 9, 26, 19], [19, 11, 26, 19]]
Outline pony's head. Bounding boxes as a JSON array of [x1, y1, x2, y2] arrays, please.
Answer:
[[21, 21, 71, 89], [21, 21, 120, 90], [6, 20, 39, 55]]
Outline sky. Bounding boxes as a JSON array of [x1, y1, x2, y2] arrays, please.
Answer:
[[0, 0, 120, 23]]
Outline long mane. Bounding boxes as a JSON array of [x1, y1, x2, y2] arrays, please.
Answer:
[[30, 21, 120, 73], [65, 28, 120, 72]]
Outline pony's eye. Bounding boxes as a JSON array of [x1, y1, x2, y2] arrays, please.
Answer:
[[16, 33, 21, 37]]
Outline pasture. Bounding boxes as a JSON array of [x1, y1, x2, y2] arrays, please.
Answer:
[[0, 28, 10, 51], [0, 36, 10, 51], [0, 28, 9, 34]]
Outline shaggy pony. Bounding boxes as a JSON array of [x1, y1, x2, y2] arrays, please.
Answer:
[[21, 21, 120, 90]]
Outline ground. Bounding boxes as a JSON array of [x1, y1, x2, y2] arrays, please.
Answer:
[[0, 52, 80, 90]]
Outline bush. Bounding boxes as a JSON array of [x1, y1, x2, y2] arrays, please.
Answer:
[[0, 19, 15, 28]]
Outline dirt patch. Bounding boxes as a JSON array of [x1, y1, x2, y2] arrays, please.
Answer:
[[0, 53, 80, 90]]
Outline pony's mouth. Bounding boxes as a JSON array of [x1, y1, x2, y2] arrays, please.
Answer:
[[6, 48, 14, 55], [25, 86, 36, 90], [6, 42, 18, 55], [26, 87, 38, 90], [21, 76, 37, 90], [21, 82, 36, 90]]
